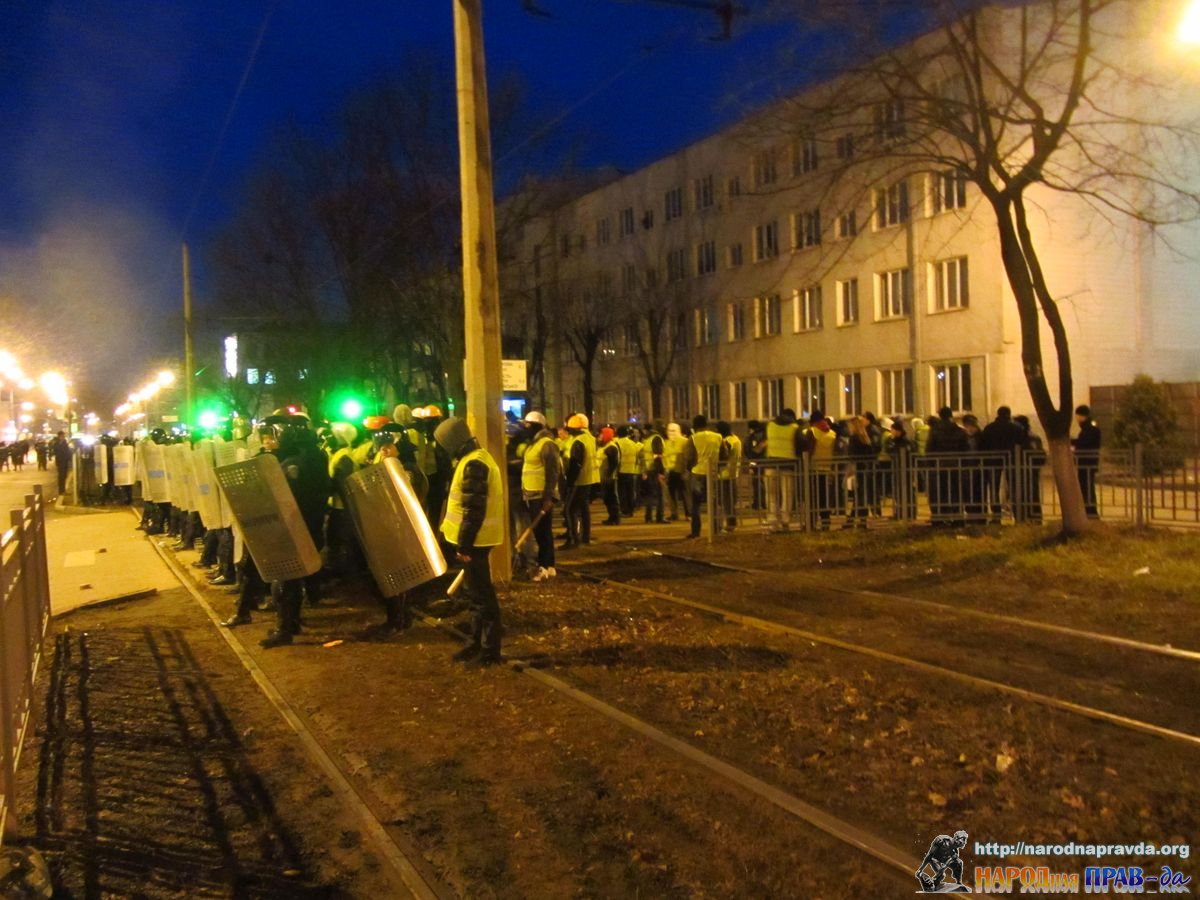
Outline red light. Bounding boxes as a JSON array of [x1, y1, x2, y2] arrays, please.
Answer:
[[287, 405, 299, 414]]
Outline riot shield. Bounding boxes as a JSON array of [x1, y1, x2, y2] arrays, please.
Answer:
[[215, 453, 322, 582], [166, 443, 193, 512], [145, 443, 169, 503], [93, 443, 109, 486], [112, 445, 134, 486], [190, 440, 224, 530], [343, 457, 447, 597], [213, 438, 245, 529]]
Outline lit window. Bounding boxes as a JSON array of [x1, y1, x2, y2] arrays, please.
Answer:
[[933, 363, 972, 413]]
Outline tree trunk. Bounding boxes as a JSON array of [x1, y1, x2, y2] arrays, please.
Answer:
[[648, 382, 663, 424], [1045, 435, 1087, 533], [581, 362, 595, 426]]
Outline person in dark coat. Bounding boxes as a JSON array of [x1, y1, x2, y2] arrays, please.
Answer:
[[960, 414, 987, 525], [885, 419, 916, 519], [1013, 415, 1045, 523], [979, 406, 1029, 523], [1071, 404, 1102, 519], [52, 432, 73, 496], [925, 408, 968, 526]]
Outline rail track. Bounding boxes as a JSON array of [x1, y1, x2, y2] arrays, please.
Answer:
[[556, 544, 1200, 750]]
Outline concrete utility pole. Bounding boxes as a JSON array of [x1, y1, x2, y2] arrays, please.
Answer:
[[182, 243, 195, 429], [453, 0, 512, 582]]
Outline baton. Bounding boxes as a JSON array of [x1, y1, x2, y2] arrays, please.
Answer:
[[447, 508, 548, 597]]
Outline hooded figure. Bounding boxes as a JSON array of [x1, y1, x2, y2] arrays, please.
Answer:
[[435, 418, 504, 664]]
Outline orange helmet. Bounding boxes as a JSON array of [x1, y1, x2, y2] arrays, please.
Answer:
[[422, 404, 444, 419], [566, 413, 589, 430]]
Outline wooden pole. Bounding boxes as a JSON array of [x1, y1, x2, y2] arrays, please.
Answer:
[[452, 0, 512, 582]]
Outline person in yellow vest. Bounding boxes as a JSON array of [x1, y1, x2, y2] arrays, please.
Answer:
[[414, 404, 450, 530], [716, 420, 743, 533], [802, 409, 839, 530], [684, 415, 724, 539], [615, 426, 642, 519], [598, 426, 622, 525], [519, 411, 561, 581], [561, 414, 597, 548], [435, 417, 505, 664], [326, 422, 366, 580], [765, 408, 801, 532], [640, 425, 666, 523], [663, 422, 690, 522]]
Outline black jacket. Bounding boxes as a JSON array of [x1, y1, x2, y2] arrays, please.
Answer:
[[277, 434, 331, 548], [927, 418, 969, 454], [1072, 420, 1102, 456], [980, 415, 1028, 455], [455, 450, 491, 550]]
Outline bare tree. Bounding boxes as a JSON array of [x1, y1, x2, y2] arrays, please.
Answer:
[[762, 0, 1200, 535]]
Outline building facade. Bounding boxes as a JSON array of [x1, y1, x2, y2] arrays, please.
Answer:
[[501, 4, 1200, 431]]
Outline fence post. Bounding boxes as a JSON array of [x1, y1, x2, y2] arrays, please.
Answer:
[[1133, 443, 1145, 529]]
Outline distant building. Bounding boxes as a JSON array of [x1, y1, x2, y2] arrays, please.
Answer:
[[501, 4, 1200, 428]]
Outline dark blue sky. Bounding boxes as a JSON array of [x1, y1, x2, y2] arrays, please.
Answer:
[[0, 0, 800, 405]]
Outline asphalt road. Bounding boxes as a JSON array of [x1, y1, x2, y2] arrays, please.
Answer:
[[0, 462, 60, 514]]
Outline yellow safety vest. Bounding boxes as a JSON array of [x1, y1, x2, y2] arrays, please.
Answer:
[[441, 448, 504, 548], [641, 436, 663, 473], [570, 431, 599, 486], [327, 447, 356, 509], [766, 421, 798, 459], [617, 437, 642, 475], [350, 442, 374, 468], [690, 430, 723, 476], [521, 436, 554, 494], [664, 436, 687, 473], [807, 426, 838, 471], [721, 434, 743, 480]]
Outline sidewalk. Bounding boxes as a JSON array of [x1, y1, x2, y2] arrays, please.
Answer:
[[45, 508, 178, 615]]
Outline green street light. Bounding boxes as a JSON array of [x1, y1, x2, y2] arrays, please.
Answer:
[[339, 397, 364, 420]]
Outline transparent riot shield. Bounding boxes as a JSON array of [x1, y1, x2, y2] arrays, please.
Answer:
[[93, 442, 110, 485], [112, 444, 134, 486], [191, 440, 224, 531], [145, 443, 169, 503], [343, 457, 447, 597], [215, 453, 322, 582]]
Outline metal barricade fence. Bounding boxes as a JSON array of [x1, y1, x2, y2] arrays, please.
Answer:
[[715, 445, 1193, 535], [0, 486, 52, 841]]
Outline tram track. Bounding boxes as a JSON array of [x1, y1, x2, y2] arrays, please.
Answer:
[[556, 546, 1200, 751]]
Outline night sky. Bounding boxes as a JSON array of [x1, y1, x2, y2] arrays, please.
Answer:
[[0, 0, 801, 411]]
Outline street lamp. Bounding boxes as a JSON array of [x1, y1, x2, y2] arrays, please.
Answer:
[[1181, 0, 1200, 43]]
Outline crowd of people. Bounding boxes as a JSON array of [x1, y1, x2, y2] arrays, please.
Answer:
[[128, 400, 1102, 662]]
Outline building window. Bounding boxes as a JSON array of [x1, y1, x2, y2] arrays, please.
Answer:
[[836, 278, 859, 325], [879, 368, 914, 416], [642, 209, 655, 230], [596, 217, 612, 245], [728, 300, 747, 341], [799, 374, 826, 419], [696, 306, 718, 346], [670, 384, 690, 420], [619, 207, 635, 237], [795, 286, 823, 332], [622, 323, 639, 357], [933, 363, 973, 413], [792, 136, 818, 175], [626, 389, 643, 421], [693, 175, 714, 210], [874, 98, 906, 142], [672, 311, 687, 349], [596, 271, 613, 298], [732, 381, 749, 419], [761, 378, 785, 419], [667, 247, 688, 283], [752, 148, 778, 187], [793, 208, 822, 249], [835, 133, 855, 160], [560, 234, 571, 258], [753, 221, 779, 261], [622, 263, 638, 294], [874, 180, 910, 228], [836, 210, 857, 239], [877, 267, 912, 319], [840, 372, 863, 418], [758, 294, 782, 337], [665, 187, 684, 221], [696, 240, 717, 276], [701, 383, 722, 419], [932, 257, 969, 311], [246, 367, 260, 385], [933, 169, 968, 212], [264, 371, 277, 386], [727, 175, 741, 198], [727, 243, 744, 268]]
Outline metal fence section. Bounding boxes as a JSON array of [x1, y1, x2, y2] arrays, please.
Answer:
[[0, 486, 52, 840], [713, 445, 1198, 534]]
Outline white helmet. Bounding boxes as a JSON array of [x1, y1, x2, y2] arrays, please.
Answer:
[[524, 410, 547, 427]]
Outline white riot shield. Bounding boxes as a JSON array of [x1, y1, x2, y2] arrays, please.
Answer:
[[113, 444, 135, 486], [145, 444, 169, 503], [246, 431, 262, 457], [215, 454, 322, 581], [93, 443, 110, 486], [213, 438, 245, 529], [164, 444, 189, 511], [191, 440, 224, 530], [178, 443, 198, 513], [343, 457, 447, 597]]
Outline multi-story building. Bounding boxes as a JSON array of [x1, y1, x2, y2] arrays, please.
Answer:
[[501, 4, 1200, 430]]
